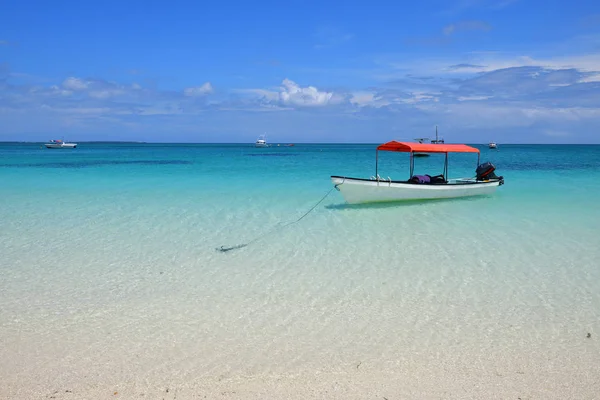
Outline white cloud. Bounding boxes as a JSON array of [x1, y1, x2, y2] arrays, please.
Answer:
[[57, 78, 135, 99], [62, 77, 89, 91], [579, 73, 600, 83], [3, 62, 600, 143], [279, 79, 334, 107], [457, 95, 494, 101], [233, 88, 280, 102], [184, 82, 213, 96], [350, 92, 375, 106], [400, 92, 440, 104], [439, 103, 600, 130], [522, 107, 600, 121], [137, 106, 184, 116], [381, 51, 600, 82], [44, 85, 73, 97], [349, 92, 395, 108], [88, 89, 126, 99], [348, 90, 443, 108], [218, 105, 294, 112], [453, 53, 600, 74], [40, 105, 115, 115], [232, 79, 341, 109]]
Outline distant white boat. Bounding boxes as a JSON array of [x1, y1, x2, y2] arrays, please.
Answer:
[[255, 135, 270, 148], [44, 139, 77, 149], [430, 126, 444, 144], [489, 142, 497, 149], [413, 137, 431, 157]]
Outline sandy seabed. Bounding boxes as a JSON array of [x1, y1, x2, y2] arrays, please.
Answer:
[[2, 342, 599, 400]]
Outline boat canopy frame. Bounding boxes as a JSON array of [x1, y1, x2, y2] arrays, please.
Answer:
[[374, 141, 481, 181]]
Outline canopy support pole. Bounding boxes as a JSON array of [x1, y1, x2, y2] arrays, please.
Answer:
[[410, 153, 414, 178], [375, 150, 379, 180], [445, 153, 448, 180]]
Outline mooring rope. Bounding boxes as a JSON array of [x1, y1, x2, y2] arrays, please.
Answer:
[[216, 185, 338, 253]]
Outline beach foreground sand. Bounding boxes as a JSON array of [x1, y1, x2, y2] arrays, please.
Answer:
[[2, 342, 599, 400]]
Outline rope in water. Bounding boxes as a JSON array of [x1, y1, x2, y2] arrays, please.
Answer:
[[216, 185, 338, 253]]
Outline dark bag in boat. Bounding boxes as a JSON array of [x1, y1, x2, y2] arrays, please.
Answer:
[[429, 174, 446, 184], [410, 175, 430, 184]]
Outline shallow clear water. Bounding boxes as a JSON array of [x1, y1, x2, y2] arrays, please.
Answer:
[[1, 142, 599, 396]]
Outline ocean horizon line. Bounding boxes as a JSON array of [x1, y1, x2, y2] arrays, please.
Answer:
[[1, 141, 600, 146]]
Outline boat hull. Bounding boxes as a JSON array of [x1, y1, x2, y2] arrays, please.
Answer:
[[331, 176, 502, 204], [44, 143, 77, 149]]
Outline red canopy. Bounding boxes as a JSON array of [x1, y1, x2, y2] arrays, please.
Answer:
[[376, 141, 480, 154]]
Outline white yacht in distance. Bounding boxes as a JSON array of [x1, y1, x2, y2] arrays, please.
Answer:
[[489, 142, 497, 149], [44, 139, 77, 149], [430, 126, 444, 144], [255, 134, 270, 147], [413, 137, 431, 157]]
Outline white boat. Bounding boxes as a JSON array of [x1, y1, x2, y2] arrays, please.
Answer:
[[255, 135, 270, 148], [489, 142, 497, 149], [44, 139, 77, 149], [331, 141, 504, 204], [413, 126, 444, 156], [413, 137, 431, 157], [430, 125, 444, 144]]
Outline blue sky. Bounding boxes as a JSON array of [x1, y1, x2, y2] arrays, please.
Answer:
[[1, 0, 600, 143]]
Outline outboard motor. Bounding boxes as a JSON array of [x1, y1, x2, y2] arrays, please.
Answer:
[[476, 161, 503, 182]]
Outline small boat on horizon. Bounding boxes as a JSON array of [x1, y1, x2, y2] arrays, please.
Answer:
[[255, 135, 270, 148], [489, 142, 498, 149], [413, 137, 431, 157], [413, 126, 444, 157], [431, 126, 444, 144], [44, 139, 77, 149], [331, 140, 504, 204]]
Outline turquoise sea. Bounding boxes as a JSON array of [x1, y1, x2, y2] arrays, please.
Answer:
[[1, 142, 599, 398]]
